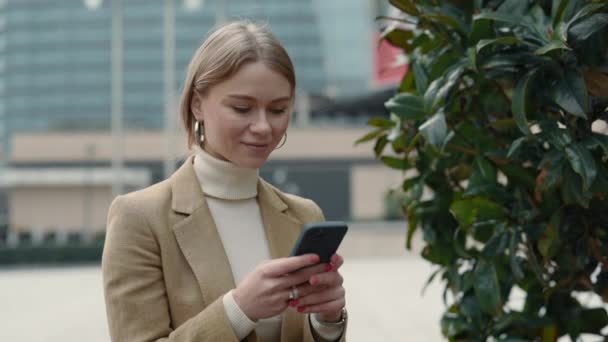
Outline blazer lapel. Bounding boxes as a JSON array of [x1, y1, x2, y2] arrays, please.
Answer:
[[257, 179, 304, 259], [170, 156, 236, 307], [257, 180, 310, 342]]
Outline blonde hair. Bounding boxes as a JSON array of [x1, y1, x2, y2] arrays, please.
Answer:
[[179, 20, 296, 148]]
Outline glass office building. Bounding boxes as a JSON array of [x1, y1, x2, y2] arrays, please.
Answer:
[[0, 0, 374, 140]]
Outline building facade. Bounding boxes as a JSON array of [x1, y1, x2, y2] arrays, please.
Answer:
[[0, 0, 374, 137]]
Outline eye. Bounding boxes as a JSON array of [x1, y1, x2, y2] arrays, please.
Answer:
[[232, 106, 251, 114], [270, 108, 287, 115]]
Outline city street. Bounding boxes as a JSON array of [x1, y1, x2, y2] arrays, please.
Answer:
[[2, 222, 604, 341], [0, 222, 446, 341]]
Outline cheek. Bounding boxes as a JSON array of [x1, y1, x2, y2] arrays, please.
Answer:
[[272, 116, 290, 135]]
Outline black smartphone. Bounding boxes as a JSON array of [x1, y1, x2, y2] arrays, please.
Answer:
[[290, 221, 348, 264]]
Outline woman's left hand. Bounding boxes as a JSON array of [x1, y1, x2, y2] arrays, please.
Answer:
[[290, 254, 345, 322]]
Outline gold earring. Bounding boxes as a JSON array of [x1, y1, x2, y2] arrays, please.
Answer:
[[276, 133, 287, 149], [194, 120, 205, 144]]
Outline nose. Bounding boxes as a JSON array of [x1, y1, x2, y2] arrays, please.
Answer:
[[249, 110, 272, 135]]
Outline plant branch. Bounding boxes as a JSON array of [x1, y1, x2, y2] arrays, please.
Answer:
[[589, 237, 608, 271]]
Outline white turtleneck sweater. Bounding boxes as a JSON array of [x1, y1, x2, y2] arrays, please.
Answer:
[[192, 146, 343, 342]]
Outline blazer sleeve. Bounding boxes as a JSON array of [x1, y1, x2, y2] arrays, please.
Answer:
[[102, 195, 240, 342]]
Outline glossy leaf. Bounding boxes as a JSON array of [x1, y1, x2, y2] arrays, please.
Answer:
[[412, 61, 428, 95], [568, 13, 608, 45], [474, 260, 502, 315], [512, 68, 539, 136], [381, 26, 414, 50], [507, 137, 527, 158], [534, 40, 571, 55], [355, 128, 386, 145], [419, 111, 447, 147], [509, 231, 525, 280], [550, 68, 589, 118], [476, 37, 521, 55], [385, 93, 426, 120], [388, 0, 419, 16], [367, 117, 395, 128], [553, 0, 573, 28], [538, 210, 562, 260], [450, 197, 504, 229], [380, 156, 409, 170], [564, 142, 597, 189], [561, 167, 592, 208], [373, 135, 389, 157], [441, 312, 469, 337]]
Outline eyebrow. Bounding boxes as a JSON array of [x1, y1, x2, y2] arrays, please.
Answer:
[[226, 94, 291, 103]]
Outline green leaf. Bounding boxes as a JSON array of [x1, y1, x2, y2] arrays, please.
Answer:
[[561, 167, 592, 208], [355, 128, 386, 145], [540, 158, 566, 192], [419, 111, 447, 147], [367, 117, 395, 128], [474, 11, 540, 39], [534, 40, 571, 55], [553, 0, 573, 29], [421, 13, 468, 36], [425, 61, 467, 113], [469, 15, 494, 45], [507, 137, 527, 158], [568, 13, 608, 46], [474, 156, 496, 183], [512, 68, 539, 136], [381, 26, 414, 50], [381, 156, 409, 170], [385, 93, 426, 120], [450, 197, 504, 229], [481, 225, 509, 259], [374, 135, 389, 157], [474, 260, 503, 315], [412, 61, 428, 95], [564, 142, 597, 189], [540, 120, 573, 148], [583, 133, 608, 154], [476, 37, 521, 55], [388, 0, 419, 16], [538, 211, 562, 260], [441, 312, 469, 337], [550, 68, 589, 118], [509, 231, 525, 280]]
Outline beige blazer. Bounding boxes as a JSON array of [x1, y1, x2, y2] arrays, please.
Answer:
[[102, 155, 347, 342]]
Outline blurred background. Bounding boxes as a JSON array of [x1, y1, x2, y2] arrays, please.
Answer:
[[0, 0, 446, 341]]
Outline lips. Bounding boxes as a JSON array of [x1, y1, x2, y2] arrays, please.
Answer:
[[242, 142, 270, 149]]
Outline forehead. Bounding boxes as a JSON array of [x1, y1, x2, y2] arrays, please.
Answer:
[[209, 61, 293, 101]]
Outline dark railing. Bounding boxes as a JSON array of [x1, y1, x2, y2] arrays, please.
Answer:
[[0, 226, 105, 265]]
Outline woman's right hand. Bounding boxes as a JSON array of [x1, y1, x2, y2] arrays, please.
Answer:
[[232, 254, 328, 321]]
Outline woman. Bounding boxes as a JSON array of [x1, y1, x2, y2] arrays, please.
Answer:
[[102, 21, 347, 342]]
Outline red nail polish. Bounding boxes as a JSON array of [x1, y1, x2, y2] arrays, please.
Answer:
[[297, 307, 306, 313], [325, 264, 333, 272], [289, 300, 299, 307]]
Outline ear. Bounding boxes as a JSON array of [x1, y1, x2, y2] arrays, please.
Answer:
[[190, 94, 204, 122]]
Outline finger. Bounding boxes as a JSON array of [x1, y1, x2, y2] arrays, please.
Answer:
[[296, 298, 346, 315], [264, 254, 320, 277], [309, 271, 343, 287], [285, 283, 327, 306], [294, 286, 344, 308], [329, 254, 344, 271], [282, 263, 328, 288]]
